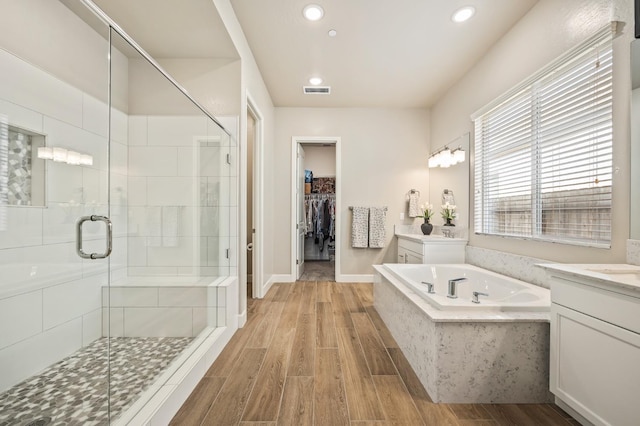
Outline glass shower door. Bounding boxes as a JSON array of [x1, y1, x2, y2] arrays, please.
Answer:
[[105, 26, 233, 423], [0, 2, 113, 424]]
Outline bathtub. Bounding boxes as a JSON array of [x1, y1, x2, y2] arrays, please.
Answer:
[[373, 263, 551, 403], [382, 263, 550, 311]]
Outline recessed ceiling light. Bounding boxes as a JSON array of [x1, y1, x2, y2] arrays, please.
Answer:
[[309, 77, 323, 85], [303, 4, 324, 21], [328, 29, 337, 37], [452, 6, 475, 23]]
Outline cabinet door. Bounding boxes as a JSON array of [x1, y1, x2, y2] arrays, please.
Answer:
[[398, 247, 423, 263], [551, 304, 640, 426], [404, 251, 422, 264], [398, 247, 422, 264]]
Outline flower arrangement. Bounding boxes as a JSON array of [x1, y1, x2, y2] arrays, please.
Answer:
[[420, 203, 434, 221], [441, 202, 457, 223]]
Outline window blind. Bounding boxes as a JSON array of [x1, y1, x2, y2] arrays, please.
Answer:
[[474, 29, 613, 247]]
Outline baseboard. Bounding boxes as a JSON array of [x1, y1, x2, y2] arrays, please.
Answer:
[[238, 309, 247, 328], [336, 274, 374, 283], [261, 275, 275, 298], [555, 397, 593, 426], [270, 274, 296, 283]]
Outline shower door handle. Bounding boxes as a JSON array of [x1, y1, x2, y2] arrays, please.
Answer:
[[76, 215, 113, 259]]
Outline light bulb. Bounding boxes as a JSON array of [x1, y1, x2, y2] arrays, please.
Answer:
[[453, 149, 465, 164], [439, 148, 452, 168], [452, 6, 475, 23], [303, 4, 324, 21]]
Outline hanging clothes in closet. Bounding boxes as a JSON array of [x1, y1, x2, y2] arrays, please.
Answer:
[[304, 193, 336, 257]]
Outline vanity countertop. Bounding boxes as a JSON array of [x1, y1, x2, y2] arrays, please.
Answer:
[[395, 233, 468, 244], [538, 263, 640, 295]]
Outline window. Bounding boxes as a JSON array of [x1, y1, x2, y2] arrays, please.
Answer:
[[473, 29, 613, 247]]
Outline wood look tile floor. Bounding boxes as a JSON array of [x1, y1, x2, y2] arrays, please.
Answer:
[[171, 282, 578, 426]]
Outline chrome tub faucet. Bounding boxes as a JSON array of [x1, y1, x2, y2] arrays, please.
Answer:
[[447, 277, 467, 298]]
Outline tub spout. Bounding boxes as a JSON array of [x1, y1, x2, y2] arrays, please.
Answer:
[[447, 278, 467, 298]]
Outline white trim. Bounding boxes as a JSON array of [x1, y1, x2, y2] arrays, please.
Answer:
[[238, 310, 247, 328], [336, 274, 375, 283], [291, 136, 341, 282], [262, 275, 276, 296], [270, 274, 296, 284], [247, 92, 265, 298]]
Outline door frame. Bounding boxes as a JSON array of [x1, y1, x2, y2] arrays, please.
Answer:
[[290, 136, 341, 281], [247, 93, 264, 298]]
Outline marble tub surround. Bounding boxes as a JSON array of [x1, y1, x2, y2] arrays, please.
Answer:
[[373, 265, 551, 403], [465, 245, 553, 289], [627, 239, 640, 265]]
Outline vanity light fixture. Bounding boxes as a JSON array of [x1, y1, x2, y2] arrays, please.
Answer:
[[428, 146, 466, 168], [303, 4, 324, 21], [452, 6, 475, 23], [37, 146, 93, 166], [309, 77, 323, 85]]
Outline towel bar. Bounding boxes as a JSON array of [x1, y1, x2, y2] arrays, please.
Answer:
[[349, 206, 388, 211]]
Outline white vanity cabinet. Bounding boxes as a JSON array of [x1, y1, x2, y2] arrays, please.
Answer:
[[396, 234, 466, 264], [541, 265, 640, 426]]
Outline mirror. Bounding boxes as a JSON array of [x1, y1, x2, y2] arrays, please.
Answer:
[[630, 40, 640, 239]]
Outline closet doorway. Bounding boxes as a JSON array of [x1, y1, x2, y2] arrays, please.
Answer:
[[291, 137, 341, 282]]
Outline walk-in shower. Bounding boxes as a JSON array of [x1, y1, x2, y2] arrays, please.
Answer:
[[0, 1, 237, 424]]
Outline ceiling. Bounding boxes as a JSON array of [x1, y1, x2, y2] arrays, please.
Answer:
[[231, 0, 539, 108], [62, 0, 539, 109]]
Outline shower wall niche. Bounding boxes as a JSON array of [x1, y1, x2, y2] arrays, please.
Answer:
[[2, 124, 45, 207]]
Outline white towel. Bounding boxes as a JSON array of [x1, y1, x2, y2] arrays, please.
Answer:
[[408, 192, 421, 218], [368, 207, 386, 248], [351, 207, 369, 248], [162, 206, 179, 247]]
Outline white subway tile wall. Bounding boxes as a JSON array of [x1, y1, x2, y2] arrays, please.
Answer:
[[126, 114, 235, 276], [0, 46, 120, 392]]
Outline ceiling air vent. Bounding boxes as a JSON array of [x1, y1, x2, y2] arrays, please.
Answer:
[[303, 86, 331, 95]]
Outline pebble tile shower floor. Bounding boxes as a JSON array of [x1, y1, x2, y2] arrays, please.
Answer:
[[0, 337, 193, 426]]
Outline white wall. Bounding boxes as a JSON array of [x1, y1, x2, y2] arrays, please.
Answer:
[[128, 58, 241, 116], [303, 145, 336, 177], [214, 0, 276, 307], [0, 0, 129, 111], [275, 107, 430, 277], [430, 0, 632, 264]]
